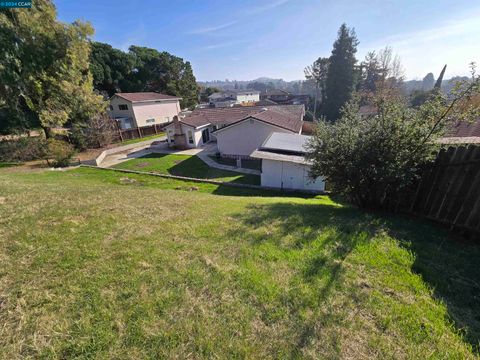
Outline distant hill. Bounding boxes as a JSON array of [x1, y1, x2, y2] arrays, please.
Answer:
[[198, 78, 308, 94], [199, 75, 470, 96], [403, 76, 470, 95]]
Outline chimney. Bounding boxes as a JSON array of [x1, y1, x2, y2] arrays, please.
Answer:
[[172, 115, 187, 149]]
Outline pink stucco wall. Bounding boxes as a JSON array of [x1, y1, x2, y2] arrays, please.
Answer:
[[132, 100, 180, 127]]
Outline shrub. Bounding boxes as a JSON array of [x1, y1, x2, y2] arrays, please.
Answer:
[[70, 114, 118, 150], [308, 76, 480, 210], [46, 139, 76, 167], [0, 137, 47, 162]]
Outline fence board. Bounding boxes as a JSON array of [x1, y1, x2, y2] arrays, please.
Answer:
[[115, 124, 166, 143], [405, 145, 480, 236]]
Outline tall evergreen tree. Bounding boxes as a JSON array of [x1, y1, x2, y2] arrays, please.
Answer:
[[324, 24, 359, 121], [422, 73, 435, 91]]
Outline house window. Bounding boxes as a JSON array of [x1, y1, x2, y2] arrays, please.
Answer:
[[164, 116, 170, 122], [168, 130, 174, 143], [119, 104, 128, 110], [146, 118, 155, 124], [187, 130, 194, 144]]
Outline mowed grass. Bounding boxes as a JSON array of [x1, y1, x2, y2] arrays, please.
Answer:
[[0, 167, 479, 359], [114, 153, 260, 185], [0, 162, 22, 168], [116, 132, 166, 146]]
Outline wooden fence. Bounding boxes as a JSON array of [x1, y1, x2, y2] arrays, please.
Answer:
[[116, 124, 165, 142], [407, 145, 480, 236]]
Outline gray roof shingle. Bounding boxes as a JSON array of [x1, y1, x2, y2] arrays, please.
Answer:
[[180, 105, 304, 132]]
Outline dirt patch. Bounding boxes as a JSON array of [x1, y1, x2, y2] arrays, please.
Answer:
[[135, 162, 151, 168], [175, 186, 199, 191], [120, 177, 137, 184]]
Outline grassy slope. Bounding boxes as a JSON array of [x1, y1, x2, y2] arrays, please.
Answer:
[[113, 153, 260, 185], [116, 132, 166, 146], [0, 167, 479, 359], [0, 162, 22, 168]]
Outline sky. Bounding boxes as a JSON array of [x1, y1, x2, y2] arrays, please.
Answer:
[[55, 0, 480, 82]]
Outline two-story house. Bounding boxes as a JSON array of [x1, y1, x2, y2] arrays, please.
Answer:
[[208, 90, 260, 108], [108, 92, 182, 129]]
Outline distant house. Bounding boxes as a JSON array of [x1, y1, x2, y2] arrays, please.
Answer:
[[250, 132, 325, 192], [108, 92, 182, 129], [260, 89, 310, 106], [163, 105, 305, 156], [437, 118, 480, 145], [260, 89, 290, 102], [208, 90, 260, 107]]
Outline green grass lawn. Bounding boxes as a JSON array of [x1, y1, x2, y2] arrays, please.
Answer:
[[0, 162, 23, 168], [117, 132, 166, 146], [114, 153, 260, 185], [0, 167, 479, 358]]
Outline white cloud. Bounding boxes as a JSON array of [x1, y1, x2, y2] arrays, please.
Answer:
[[187, 21, 238, 35], [361, 9, 480, 79], [244, 0, 290, 15], [199, 40, 247, 51]]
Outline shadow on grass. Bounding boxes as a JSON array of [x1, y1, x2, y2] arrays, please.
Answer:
[[212, 184, 319, 198], [226, 201, 378, 354], [229, 200, 480, 353], [385, 215, 480, 352], [133, 153, 260, 185]]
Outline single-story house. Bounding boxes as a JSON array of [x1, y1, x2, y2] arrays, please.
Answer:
[[164, 105, 305, 157], [108, 92, 182, 129], [251, 132, 325, 192]]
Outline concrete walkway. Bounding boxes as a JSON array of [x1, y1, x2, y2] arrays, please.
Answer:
[[99, 142, 209, 168], [196, 151, 261, 175], [99, 141, 261, 176]]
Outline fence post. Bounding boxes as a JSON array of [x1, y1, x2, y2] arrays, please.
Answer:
[[116, 122, 124, 142], [137, 126, 142, 139]]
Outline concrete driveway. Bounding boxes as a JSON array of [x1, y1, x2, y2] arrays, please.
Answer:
[[99, 142, 216, 168]]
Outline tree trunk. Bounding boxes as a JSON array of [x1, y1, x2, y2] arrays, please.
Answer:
[[313, 83, 319, 121], [42, 126, 53, 139]]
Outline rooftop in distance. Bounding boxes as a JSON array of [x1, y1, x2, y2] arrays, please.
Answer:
[[113, 92, 182, 102]]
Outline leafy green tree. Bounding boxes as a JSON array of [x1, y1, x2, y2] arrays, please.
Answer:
[[122, 46, 198, 109], [304, 57, 329, 119], [410, 65, 447, 108], [0, 0, 105, 137], [89, 42, 135, 97], [359, 51, 380, 93], [324, 24, 359, 121], [359, 47, 404, 94], [308, 74, 480, 210]]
